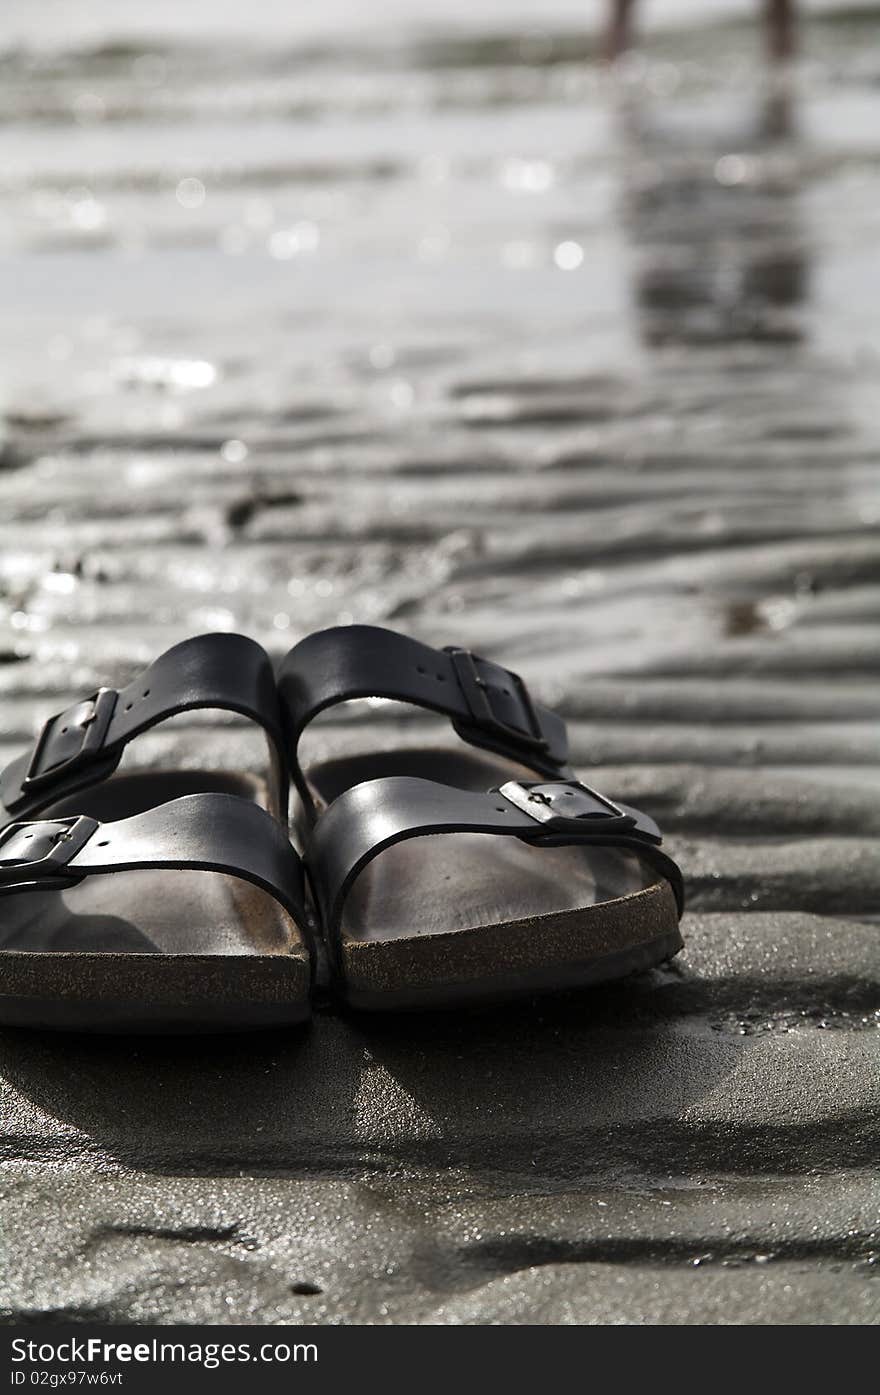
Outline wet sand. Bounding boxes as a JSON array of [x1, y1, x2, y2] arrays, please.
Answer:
[[0, 2, 878, 1323]]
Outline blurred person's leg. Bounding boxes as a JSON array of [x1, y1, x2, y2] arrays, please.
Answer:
[[604, 0, 636, 62], [765, 0, 796, 61]]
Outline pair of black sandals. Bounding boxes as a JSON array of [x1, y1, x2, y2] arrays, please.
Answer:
[[0, 626, 684, 1031]]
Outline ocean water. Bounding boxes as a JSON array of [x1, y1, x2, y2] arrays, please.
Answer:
[[0, 0, 878, 707]]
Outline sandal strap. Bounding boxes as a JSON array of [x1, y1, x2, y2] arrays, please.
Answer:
[[307, 775, 684, 936], [278, 625, 571, 810], [0, 792, 306, 924], [1, 634, 287, 822]]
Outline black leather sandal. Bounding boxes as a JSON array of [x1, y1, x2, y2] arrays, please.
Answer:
[[0, 635, 311, 1031], [279, 626, 684, 1009]]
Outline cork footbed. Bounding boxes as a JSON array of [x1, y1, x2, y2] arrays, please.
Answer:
[[0, 772, 310, 1032], [304, 749, 683, 1010]]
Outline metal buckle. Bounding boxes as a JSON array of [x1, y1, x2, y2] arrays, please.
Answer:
[[21, 688, 117, 794], [498, 779, 634, 832], [0, 814, 98, 887], [445, 648, 549, 754]]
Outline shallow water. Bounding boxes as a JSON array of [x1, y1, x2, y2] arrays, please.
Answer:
[[2, 0, 880, 966], [0, 0, 879, 1327], [1, 2, 879, 691]]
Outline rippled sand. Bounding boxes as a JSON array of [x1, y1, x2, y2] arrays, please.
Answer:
[[0, 1, 878, 1325]]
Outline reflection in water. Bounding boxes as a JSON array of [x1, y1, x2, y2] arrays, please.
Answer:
[[619, 83, 808, 348]]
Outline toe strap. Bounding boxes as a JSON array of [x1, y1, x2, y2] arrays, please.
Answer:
[[306, 776, 684, 937], [278, 625, 572, 814], [0, 633, 286, 822], [0, 792, 306, 926]]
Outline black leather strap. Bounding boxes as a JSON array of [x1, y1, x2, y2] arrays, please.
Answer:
[[0, 792, 306, 926], [278, 625, 571, 813], [306, 775, 684, 937], [0, 634, 287, 822]]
